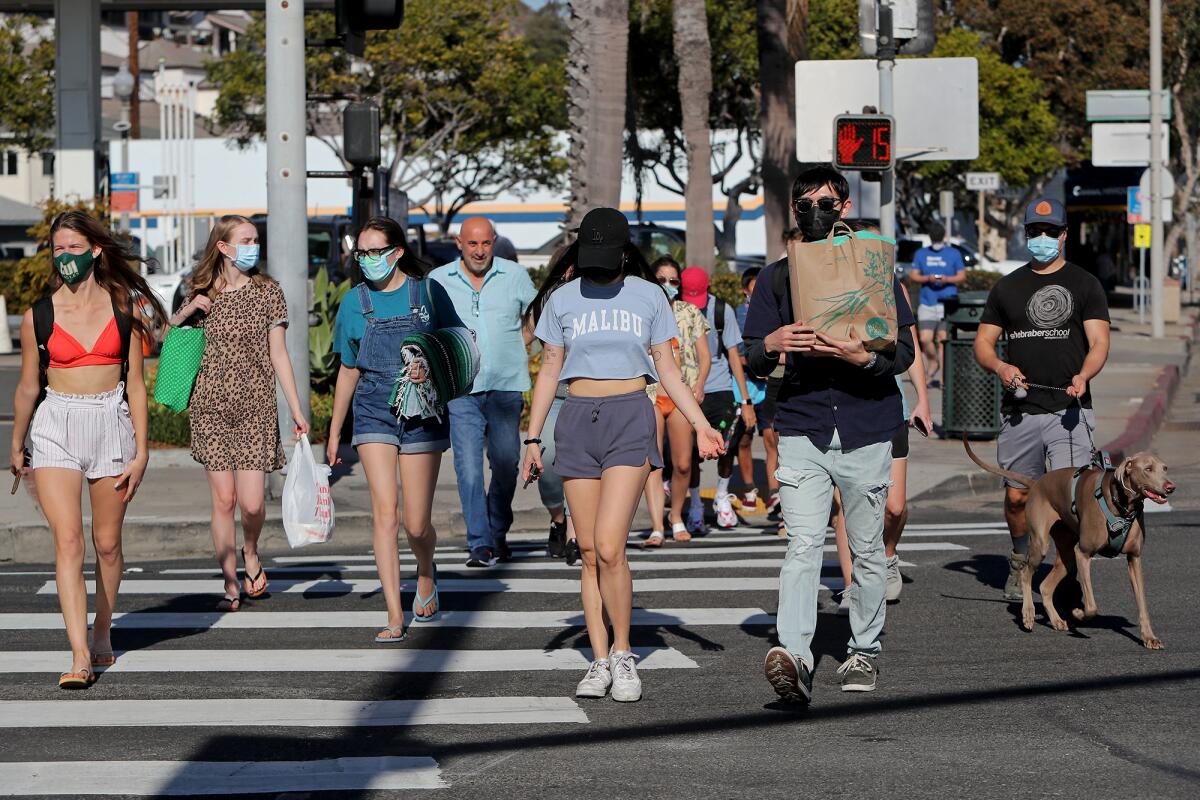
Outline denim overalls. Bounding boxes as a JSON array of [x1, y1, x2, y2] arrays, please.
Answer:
[[350, 277, 450, 453]]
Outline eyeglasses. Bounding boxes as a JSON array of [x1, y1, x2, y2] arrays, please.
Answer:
[[658, 277, 681, 287], [793, 197, 840, 213], [1025, 225, 1063, 238], [352, 247, 392, 260]]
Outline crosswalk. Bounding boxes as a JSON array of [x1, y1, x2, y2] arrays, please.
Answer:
[[0, 520, 1002, 796]]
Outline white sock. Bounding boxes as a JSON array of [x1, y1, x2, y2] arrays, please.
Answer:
[[717, 477, 730, 498]]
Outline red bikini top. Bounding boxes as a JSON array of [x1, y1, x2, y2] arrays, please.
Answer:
[[47, 317, 123, 368]]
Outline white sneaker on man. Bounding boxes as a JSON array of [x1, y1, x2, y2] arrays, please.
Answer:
[[715, 494, 738, 528], [575, 659, 612, 698], [885, 554, 903, 602], [608, 649, 642, 702]]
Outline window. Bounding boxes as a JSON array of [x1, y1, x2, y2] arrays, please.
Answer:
[[41, 153, 54, 177], [0, 151, 17, 176]]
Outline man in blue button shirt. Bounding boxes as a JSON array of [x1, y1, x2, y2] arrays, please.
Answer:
[[430, 217, 537, 567], [743, 165, 916, 703], [910, 223, 965, 386]]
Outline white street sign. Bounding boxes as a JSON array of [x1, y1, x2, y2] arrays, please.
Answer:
[[965, 172, 1001, 191], [1091, 122, 1170, 167], [1138, 166, 1175, 223]]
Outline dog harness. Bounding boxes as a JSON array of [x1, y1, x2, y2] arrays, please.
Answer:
[[1069, 451, 1139, 558]]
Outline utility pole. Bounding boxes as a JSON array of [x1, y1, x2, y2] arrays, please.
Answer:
[[266, 0, 311, 443], [876, 1, 896, 241], [1150, 0, 1165, 338], [127, 11, 140, 139]]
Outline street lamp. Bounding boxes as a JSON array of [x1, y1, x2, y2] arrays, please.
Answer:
[[113, 60, 135, 233]]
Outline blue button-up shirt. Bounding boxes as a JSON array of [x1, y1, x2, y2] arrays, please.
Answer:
[[429, 257, 537, 393]]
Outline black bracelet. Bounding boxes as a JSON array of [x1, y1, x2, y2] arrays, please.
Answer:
[[523, 437, 542, 445]]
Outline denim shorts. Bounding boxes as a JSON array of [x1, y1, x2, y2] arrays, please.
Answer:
[[555, 390, 662, 479], [351, 376, 450, 454]]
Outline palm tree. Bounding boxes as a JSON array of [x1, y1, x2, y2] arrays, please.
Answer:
[[566, 0, 629, 228], [672, 0, 716, 271], [757, 0, 807, 261]]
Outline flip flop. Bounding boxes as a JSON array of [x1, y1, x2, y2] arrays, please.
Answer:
[[241, 547, 269, 598], [374, 624, 408, 643], [58, 668, 94, 690], [642, 531, 665, 548], [216, 595, 241, 612], [671, 522, 692, 543], [411, 564, 440, 623], [91, 652, 116, 668]]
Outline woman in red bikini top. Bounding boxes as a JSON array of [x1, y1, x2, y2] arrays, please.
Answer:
[[9, 211, 167, 690]]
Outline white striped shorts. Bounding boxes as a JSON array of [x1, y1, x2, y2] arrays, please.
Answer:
[[30, 383, 135, 480]]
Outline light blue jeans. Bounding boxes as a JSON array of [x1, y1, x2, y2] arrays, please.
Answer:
[[775, 431, 892, 669], [536, 398, 566, 511]]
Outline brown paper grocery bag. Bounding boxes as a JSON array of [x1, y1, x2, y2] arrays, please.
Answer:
[[786, 222, 898, 351]]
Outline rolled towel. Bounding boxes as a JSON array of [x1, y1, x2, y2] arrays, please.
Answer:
[[389, 327, 481, 421]]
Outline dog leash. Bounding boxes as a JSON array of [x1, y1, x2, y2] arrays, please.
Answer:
[[1007, 380, 1098, 458]]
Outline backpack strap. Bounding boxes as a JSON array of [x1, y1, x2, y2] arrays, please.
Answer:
[[32, 297, 54, 404], [713, 296, 727, 360], [111, 294, 133, 397]]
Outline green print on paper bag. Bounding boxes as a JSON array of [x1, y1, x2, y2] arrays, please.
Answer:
[[808, 246, 895, 334]]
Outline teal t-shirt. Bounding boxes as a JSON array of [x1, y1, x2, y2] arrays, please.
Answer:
[[333, 279, 461, 368]]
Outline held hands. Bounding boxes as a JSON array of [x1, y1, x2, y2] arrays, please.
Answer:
[[695, 424, 726, 460], [113, 453, 148, 503], [520, 443, 545, 484], [1066, 374, 1087, 398]]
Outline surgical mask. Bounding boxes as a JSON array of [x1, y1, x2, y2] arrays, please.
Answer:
[[55, 251, 94, 285], [797, 206, 841, 241], [662, 282, 679, 300], [1027, 235, 1061, 263], [358, 248, 397, 282], [226, 243, 259, 271]]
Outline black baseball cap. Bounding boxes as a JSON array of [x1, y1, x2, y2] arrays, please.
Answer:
[[1023, 197, 1067, 228], [577, 207, 629, 271]]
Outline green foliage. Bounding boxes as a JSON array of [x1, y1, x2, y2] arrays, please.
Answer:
[[0, 198, 113, 315], [308, 269, 351, 394], [806, 0, 862, 61], [709, 268, 745, 308], [206, 1, 567, 233], [911, 29, 1063, 189], [961, 269, 1005, 294], [0, 16, 54, 155]]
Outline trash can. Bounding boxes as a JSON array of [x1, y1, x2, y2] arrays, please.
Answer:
[[941, 290, 1006, 439]]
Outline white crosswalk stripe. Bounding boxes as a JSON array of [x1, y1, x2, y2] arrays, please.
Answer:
[[4, 519, 965, 796]]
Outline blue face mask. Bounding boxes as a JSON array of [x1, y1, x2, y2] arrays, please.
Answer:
[[228, 244, 259, 271], [358, 248, 397, 282], [662, 282, 679, 301], [1027, 235, 1061, 263]]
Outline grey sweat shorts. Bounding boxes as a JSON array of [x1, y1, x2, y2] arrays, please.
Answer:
[[554, 390, 663, 479], [997, 406, 1095, 488]]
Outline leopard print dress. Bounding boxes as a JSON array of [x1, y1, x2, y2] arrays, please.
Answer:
[[189, 279, 289, 472]]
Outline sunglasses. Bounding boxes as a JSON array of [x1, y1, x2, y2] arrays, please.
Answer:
[[794, 197, 840, 214], [658, 277, 681, 287], [1025, 225, 1063, 239]]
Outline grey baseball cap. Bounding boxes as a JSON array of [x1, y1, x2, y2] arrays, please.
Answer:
[[1023, 197, 1067, 227]]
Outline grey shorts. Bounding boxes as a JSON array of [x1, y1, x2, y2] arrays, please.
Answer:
[[554, 390, 663, 479], [997, 407, 1095, 488]]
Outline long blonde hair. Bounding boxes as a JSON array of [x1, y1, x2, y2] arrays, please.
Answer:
[[190, 214, 269, 298]]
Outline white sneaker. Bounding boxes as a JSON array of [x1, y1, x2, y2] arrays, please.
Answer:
[[608, 649, 642, 702], [686, 503, 706, 535], [885, 554, 903, 602], [575, 658, 612, 698], [715, 494, 738, 529]]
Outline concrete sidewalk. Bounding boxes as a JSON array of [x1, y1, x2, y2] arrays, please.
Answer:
[[2, 305, 1195, 563]]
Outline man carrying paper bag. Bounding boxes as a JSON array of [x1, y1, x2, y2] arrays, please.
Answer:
[[786, 221, 898, 352]]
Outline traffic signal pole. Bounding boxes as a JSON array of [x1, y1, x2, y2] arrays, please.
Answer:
[[876, 3, 896, 241], [266, 0, 312, 447], [1150, 0, 1165, 338]]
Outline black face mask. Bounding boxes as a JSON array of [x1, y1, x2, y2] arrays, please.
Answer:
[[578, 265, 620, 283], [796, 206, 842, 241]]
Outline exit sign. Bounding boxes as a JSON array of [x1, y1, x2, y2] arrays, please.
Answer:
[[833, 114, 894, 171]]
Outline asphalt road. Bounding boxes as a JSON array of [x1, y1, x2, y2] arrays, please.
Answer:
[[1, 498, 1198, 800]]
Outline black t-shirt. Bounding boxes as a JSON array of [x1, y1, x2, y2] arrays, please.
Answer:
[[981, 262, 1109, 414]]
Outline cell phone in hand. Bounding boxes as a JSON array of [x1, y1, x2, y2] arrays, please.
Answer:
[[523, 446, 545, 489], [910, 417, 930, 438], [11, 448, 30, 495]]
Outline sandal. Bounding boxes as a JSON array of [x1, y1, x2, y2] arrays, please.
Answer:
[[216, 595, 241, 612], [241, 547, 269, 598], [374, 624, 408, 643], [643, 531, 665, 548], [671, 522, 692, 543], [58, 668, 94, 690], [91, 651, 116, 668], [411, 565, 440, 623]]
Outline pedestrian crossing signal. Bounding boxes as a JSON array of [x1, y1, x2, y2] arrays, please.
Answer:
[[833, 115, 894, 171]]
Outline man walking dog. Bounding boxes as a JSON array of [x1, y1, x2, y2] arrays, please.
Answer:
[[973, 198, 1111, 602]]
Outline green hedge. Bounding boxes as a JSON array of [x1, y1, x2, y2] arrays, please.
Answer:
[[145, 362, 333, 447]]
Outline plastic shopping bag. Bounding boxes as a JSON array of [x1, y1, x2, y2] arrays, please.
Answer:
[[282, 435, 335, 548]]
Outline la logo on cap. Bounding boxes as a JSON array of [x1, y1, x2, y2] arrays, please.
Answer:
[[591, 229, 603, 243], [1035, 201, 1053, 216]]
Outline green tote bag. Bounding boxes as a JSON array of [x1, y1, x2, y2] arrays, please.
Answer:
[[154, 326, 206, 413]]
